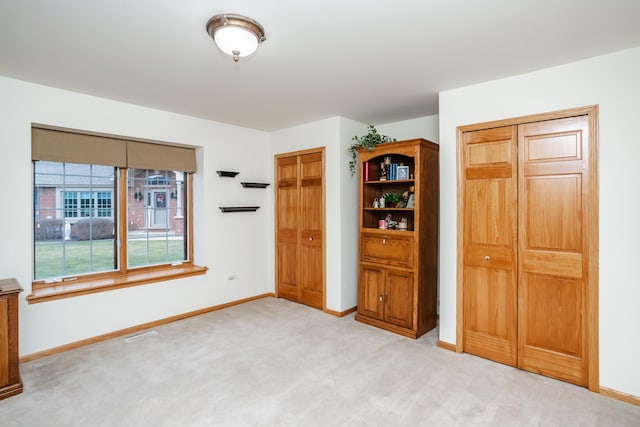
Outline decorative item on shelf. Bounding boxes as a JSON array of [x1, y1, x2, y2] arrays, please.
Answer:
[[379, 161, 387, 181], [397, 165, 409, 180], [383, 156, 392, 180], [385, 214, 397, 230], [347, 125, 396, 176], [378, 196, 385, 208], [372, 198, 379, 208], [406, 194, 415, 208], [396, 190, 409, 208], [134, 188, 143, 201], [241, 182, 270, 188], [219, 206, 260, 212], [398, 217, 408, 231], [378, 219, 387, 229], [382, 192, 401, 208], [216, 171, 239, 178]]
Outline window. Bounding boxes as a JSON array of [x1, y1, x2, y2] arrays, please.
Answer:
[[29, 127, 206, 303], [127, 168, 186, 268], [34, 161, 116, 280]]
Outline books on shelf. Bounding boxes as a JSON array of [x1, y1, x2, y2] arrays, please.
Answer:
[[384, 163, 408, 181]]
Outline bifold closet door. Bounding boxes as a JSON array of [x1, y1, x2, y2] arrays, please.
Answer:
[[462, 126, 518, 366], [276, 151, 324, 310], [462, 114, 591, 387], [517, 116, 590, 386]]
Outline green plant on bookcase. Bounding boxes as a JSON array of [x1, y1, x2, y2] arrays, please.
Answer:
[[348, 125, 396, 176], [382, 192, 402, 207]]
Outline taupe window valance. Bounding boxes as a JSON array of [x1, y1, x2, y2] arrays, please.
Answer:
[[32, 127, 196, 172]]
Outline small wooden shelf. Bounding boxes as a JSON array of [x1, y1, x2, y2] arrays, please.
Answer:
[[361, 227, 414, 235], [219, 206, 260, 213], [241, 182, 270, 188], [363, 208, 414, 212], [364, 179, 415, 185], [216, 171, 239, 178]]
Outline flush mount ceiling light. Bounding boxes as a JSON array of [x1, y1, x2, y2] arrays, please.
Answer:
[[206, 13, 266, 62]]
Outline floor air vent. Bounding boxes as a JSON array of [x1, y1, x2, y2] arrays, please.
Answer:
[[124, 330, 158, 343]]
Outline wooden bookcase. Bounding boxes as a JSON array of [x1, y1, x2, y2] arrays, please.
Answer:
[[355, 139, 439, 339]]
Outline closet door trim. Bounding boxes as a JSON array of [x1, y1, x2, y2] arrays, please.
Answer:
[[274, 147, 326, 311], [455, 105, 599, 391]]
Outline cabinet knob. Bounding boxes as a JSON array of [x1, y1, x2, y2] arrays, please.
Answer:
[[484, 255, 491, 261], [382, 238, 387, 244], [308, 237, 313, 241], [379, 294, 384, 303]]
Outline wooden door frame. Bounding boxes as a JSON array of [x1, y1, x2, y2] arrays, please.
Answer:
[[274, 147, 326, 311], [455, 105, 599, 391]]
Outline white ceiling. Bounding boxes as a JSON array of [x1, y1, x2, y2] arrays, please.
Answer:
[[1, 0, 639, 131]]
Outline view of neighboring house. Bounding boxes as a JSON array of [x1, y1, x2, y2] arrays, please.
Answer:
[[34, 161, 185, 239]]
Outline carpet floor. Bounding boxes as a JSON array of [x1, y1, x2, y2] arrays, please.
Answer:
[[1, 297, 639, 426]]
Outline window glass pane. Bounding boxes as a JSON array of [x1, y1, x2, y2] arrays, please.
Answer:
[[97, 192, 112, 217], [127, 168, 187, 268], [34, 161, 116, 280]]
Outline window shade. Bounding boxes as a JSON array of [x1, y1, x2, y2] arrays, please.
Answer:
[[32, 128, 127, 167], [127, 141, 196, 172], [32, 127, 196, 172]]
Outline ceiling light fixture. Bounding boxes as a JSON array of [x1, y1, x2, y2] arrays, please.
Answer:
[[206, 13, 266, 62]]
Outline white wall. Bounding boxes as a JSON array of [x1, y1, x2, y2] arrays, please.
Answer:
[[438, 47, 640, 396], [377, 115, 440, 143], [0, 76, 271, 356], [339, 117, 368, 309]]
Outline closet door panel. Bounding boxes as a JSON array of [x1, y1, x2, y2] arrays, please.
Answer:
[[462, 126, 518, 366], [298, 153, 323, 309], [463, 265, 515, 366], [277, 157, 300, 300], [518, 116, 589, 386]]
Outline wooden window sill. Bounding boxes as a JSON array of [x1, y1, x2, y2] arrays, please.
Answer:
[[27, 264, 208, 304]]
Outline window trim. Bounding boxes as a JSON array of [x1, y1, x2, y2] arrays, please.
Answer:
[[28, 172, 207, 304]]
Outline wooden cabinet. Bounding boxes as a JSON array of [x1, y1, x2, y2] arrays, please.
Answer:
[[0, 278, 23, 400], [359, 264, 413, 329], [275, 149, 324, 310], [355, 139, 439, 339]]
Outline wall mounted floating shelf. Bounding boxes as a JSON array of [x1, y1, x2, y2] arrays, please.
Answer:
[[216, 171, 239, 178], [241, 182, 270, 188], [219, 206, 260, 213]]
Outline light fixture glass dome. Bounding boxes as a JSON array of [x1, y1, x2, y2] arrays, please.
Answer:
[[206, 14, 266, 62], [214, 26, 259, 59]]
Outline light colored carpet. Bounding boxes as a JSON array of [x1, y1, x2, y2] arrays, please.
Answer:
[[1, 297, 639, 426]]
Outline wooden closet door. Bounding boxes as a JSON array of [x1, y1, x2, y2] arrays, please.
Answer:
[[276, 156, 300, 302], [298, 152, 323, 309], [462, 126, 518, 366], [517, 116, 590, 386]]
